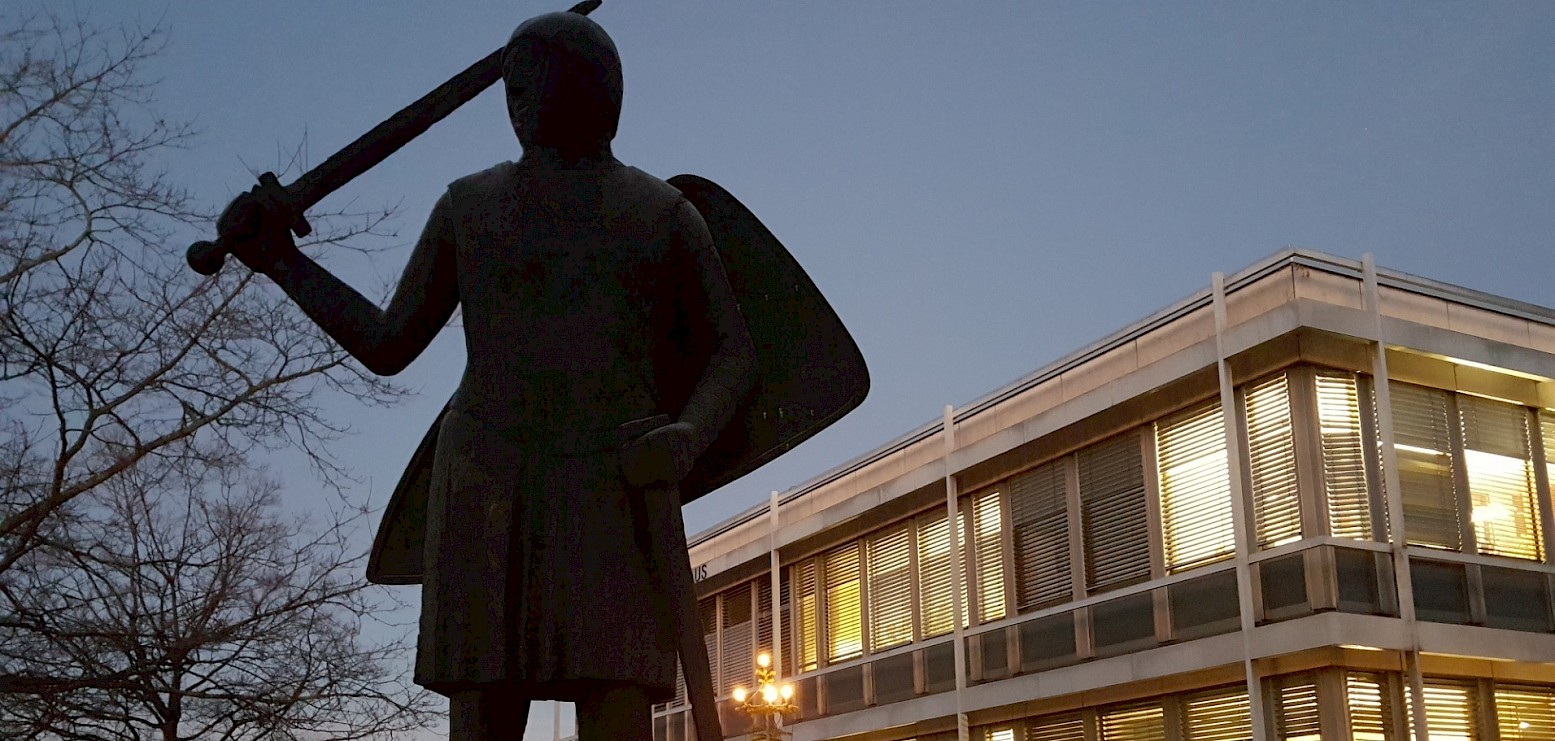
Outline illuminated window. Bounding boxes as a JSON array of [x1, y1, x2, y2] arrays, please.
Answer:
[[1274, 674, 1322, 741], [824, 543, 862, 662], [866, 523, 913, 651], [1245, 373, 1301, 547], [720, 584, 752, 695], [1157, 401, 1235, 572], [1080, 432, 1150, 591], [789, 560, 820, 672], [1345, 672, 1395, 741], [1459, 395, 1542, 560], [1181, 687, 1252, 741], [1390, 383, 1462, 550], [1420, 680, 1479, 741], [981, 727, 1017, 741], [972, 488, 1006, 623], [1099, 702, 1165, 741], [1495, 684, 1555, 740], [1317, 370, 1375, 539], [1026, 714, 1085, 741], [1009, 460, 1071, 609], [917, 510, 967, 637]]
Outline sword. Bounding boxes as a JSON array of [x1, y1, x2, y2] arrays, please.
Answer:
[[184, 0, 601, 275]]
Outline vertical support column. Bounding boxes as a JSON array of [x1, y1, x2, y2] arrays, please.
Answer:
[[1361, 253, 1430, 741], [552, 699, 562, 741], [769, 490, 783, 683], [944, 404, 969, 741], [769, 489, 785, 732], [1211, 272, 1269, 741]]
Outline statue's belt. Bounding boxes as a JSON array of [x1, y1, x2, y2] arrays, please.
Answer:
[[442, 410, 669, 458]]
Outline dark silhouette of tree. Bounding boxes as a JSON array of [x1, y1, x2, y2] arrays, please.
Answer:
[[0, 8, 432, 738]]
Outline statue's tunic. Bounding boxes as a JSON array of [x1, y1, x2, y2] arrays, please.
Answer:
[[413, 155, 749, 701]]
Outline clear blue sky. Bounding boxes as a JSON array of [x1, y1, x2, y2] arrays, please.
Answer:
[[70, 1, 1555, 737]]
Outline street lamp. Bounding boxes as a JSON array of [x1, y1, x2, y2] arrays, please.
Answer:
[[731, 652, 797, 741]]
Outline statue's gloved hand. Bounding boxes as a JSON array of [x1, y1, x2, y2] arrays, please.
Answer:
[[619, 421, 697, 487], [219, 187, 300, 276]]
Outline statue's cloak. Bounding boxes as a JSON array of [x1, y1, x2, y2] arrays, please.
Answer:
[[366, 174, 868, 585]]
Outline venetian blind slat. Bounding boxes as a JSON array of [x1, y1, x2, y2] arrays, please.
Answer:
[[1157, 402, 1235, 572], [1182, 688, 1252, 741], [1246, 374, 1301, 547], [867, 523, 913, 651], [1317, 371, 1373, 539], [699, 596, 719, 694], [973, 489, 1006, 623], [1459, 394, 1542, 560], [825, 543, 863, 662], [1009, 461, 1070, 609], [1390, 382, 1461, 550], [1080, 433, 1150, 592]]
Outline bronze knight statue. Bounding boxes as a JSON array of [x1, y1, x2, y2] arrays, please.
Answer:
[[198, 4, 866, 740]]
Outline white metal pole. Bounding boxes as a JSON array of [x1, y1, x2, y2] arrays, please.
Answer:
[[944, 404, 969, 741], [1211, 272, 1270, 740], [1362, 254, 1430, 741], [552, 699, 561, 741], [769, 489, 784, 730]]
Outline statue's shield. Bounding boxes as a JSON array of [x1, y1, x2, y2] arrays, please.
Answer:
[[366, 174, 868, 585]]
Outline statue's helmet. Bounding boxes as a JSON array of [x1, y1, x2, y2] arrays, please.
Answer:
[[502, 11, 623, 150]]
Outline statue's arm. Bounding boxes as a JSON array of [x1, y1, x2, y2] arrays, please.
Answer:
[[258, 193, 460, 376], [671, 199, 756, 462]]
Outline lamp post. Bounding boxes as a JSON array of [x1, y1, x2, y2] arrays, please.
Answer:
[[731, 652, 797, 741]]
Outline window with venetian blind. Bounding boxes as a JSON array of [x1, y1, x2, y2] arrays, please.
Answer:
[[1317, 370, 1375, 540], [1026, 714, 1085, 741], [1273, 674, 1322, 741], [1390, 382, 1463, 550], [1157, 401, 1236, 572], [699, 596, 719, 694], [1345, 672, 1395, 741], [1245, 373, 1302, 547], [720, 583, 753, 695], [918, 510, 967, 637], [824, 542, 863, 662], [1009, 460, 1071, 609], [1080, 432, 1151, 592], [1495, 684, 1555, 740], [789, 560, 820, 672], [866, 522, 913, 651], [971, 488, 1006, 623], [1098, 701, 1166, 741], [1180, 687, 1252, 741], [1421, 679, 1479, 741], [1459, 394, 1543, 560]]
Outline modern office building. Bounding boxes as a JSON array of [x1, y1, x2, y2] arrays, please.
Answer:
[[655, 250, 1555, 741]]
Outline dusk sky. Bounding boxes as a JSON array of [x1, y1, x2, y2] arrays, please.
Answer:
[[63, 1, 1555, 737]]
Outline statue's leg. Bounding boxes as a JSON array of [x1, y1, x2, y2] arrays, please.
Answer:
[[576, 683, 652, 741], [449, 688, 531, 741]]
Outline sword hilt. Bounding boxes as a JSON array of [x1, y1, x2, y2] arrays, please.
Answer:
[[186, 172, 311, 276]]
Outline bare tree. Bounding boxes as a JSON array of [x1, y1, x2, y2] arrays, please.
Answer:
[[0, 9, 404, 573], [0, 450, 436, 740], [0, 8, 434, 738]]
